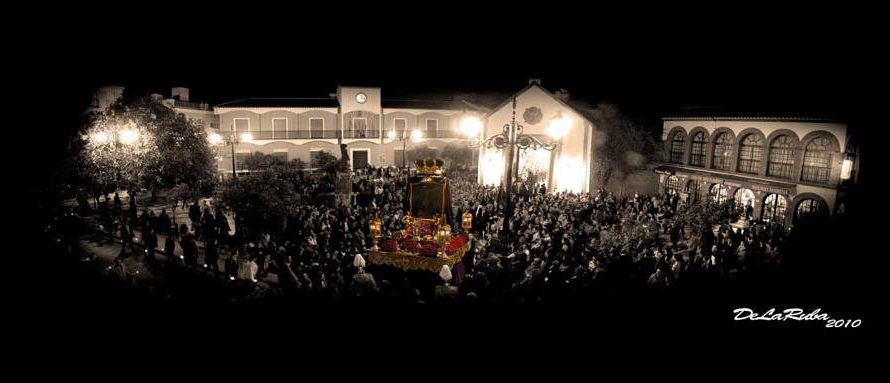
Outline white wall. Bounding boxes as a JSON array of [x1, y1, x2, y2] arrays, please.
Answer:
[[481, 85, 591, 193]]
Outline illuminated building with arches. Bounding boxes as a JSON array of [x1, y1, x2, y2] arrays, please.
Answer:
[[655, 115, 858, 227]]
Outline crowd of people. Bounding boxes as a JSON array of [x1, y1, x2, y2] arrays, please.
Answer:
[[55, 165, 789, 304]]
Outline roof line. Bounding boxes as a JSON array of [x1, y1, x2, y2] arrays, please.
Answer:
[[662, 116, 842, 123], [485, 83, 594, 125]]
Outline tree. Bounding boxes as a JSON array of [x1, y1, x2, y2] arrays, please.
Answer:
[[441, 143, 473, 168], [71, 95, 217, 198], [242, 151, 285, 171], [313, 151, 340, 173], [674, 200, 737, 235], [217, 167, 300, 237], [405, 146, 440, 164], [579, 103, 657, 190]]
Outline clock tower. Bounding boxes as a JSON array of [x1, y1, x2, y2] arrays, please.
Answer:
[[337, 86, 381, 113]]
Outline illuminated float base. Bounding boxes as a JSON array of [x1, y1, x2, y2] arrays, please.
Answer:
[[366, 158, 472, 273], [368, 239, 469, 273]]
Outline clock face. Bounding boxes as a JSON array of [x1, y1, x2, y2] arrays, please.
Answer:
[[355, 92, 367, 104]]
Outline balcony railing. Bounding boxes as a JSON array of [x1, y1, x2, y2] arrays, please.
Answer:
[[236, 130, 339, 140], [343, 129, 380, 139], [173, 99, 210, 110], [233, 129, 466, 140]]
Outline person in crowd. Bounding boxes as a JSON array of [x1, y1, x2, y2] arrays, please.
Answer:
[[205, 238, 220, 272], [56, 166, 790, 303]]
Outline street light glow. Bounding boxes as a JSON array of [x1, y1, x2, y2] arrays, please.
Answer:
[[92, 131, 110, 144], [387, 130, 397, 139], [460, 115, 483, 138], [841, 159, 853, 180], [240, 132, 253, 142], [208, 132, 223, 146], [411, 130, 423, 141], [118, 129, 139, 145], [547, 113, 570, 139]]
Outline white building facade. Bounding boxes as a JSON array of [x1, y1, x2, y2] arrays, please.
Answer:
[[214, 86, 487, 173], [477, 81, 597, 193], [656, 116, 857, 227]]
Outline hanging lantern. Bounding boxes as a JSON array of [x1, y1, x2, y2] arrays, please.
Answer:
[[462, 211, 473, 232], [436, 223, 451, 258], [369, 217, 381, 251]]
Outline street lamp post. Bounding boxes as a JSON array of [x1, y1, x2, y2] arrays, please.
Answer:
[[475, 94, 567, 235], [388, 129, 422, 213], [387, 129, 423, 171], [209, 129, 253, 179]]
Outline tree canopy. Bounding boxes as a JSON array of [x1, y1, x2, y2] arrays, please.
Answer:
[[71, 96, 217, 195], [581, 103, 658, 190]]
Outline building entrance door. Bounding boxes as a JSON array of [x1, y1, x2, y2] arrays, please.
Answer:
[[352, 150, 369, 170]]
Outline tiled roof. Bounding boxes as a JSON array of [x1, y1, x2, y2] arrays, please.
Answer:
[[215, 97, 339, 108], [662, 109, 841, 122], [382, 98, 489, 112]]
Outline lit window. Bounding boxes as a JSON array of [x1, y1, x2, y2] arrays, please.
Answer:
[[669, 131, 685, 164], [737, 134, 764, 175]]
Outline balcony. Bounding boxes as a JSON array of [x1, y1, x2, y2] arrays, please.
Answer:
[[343, 129, 380, 139], [234, 130, 340, 140], [231, 129, 465, 141], [173, 99, 210, 110]]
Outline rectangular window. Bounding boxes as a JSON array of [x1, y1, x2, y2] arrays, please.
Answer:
[[426, 119, 438, 138], [310, 118, 324, 139], [234, 153, 251, 170], [234, 118, 250, 132], [271, 152, 288, 163], [394, 149, 405, 167], [272, 118, 287, 139], [310, 150, 322, 169], [352, 117, 368, 138], [394, 118, 407, 137]]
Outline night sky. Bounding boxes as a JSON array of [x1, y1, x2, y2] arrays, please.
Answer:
[[22, 6, 880, 194]]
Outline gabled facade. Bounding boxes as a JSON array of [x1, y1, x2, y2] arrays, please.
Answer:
[[479, 81, 597, 193]]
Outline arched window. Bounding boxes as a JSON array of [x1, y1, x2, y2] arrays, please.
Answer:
[[669, 132, 686, 164], [801, 137, 833, 184], [734, 188, 756, 211], [710, 184, 728, 204], [767, 135, 796, 179], [689, 132, 707, 167], [762, 194, 788, 224], [737, 134, 764, 174], [687, 180, 701, 204], [712, 132, 734, 170], [795, 198, 823, 223], [664, 175, 681, 195]]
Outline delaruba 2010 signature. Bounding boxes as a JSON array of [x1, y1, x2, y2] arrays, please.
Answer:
[[733, 308, 862, 328]]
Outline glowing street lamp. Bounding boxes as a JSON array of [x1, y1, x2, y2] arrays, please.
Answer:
[[210, 127, 254, 179], [460, 115, 483, 139], [546, 112, 570, 139], [208, 132, 223, 146], [91, 131, 110, 144], [118, 129, 139, 145], [387, 129, 423, 170]]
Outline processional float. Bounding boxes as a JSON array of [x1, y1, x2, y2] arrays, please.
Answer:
[[367, 158, 473, 272]]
